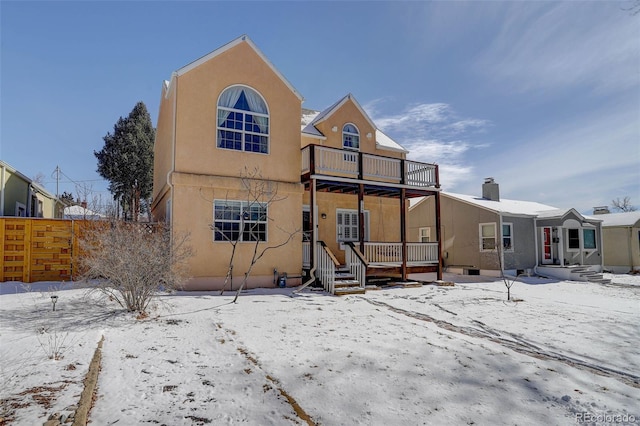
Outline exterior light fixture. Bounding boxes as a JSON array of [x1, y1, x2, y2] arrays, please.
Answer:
[[50, 295, 58, 311]]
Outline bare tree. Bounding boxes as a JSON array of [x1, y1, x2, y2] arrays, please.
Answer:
[[32, 172, 46, 186], [622, 0, 640, 15], [480, 233, 521, 301], [611, 196, 637, 212], [210, 193, 241, 295], [211, 167, 300, 302], [78, 221, 192, 313]]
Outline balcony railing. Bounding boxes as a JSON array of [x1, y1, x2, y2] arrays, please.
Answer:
[[363, 242, 439, 265], [301, 145, 438, 188]]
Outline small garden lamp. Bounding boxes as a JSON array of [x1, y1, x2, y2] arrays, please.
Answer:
[[50, 295, 58, 312]]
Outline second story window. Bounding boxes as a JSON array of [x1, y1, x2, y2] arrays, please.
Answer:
[[342, 123, 360, 150], [217, 86, 269, 154]]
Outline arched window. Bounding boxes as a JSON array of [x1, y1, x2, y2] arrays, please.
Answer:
[[217, 86, 269, 154], [342, 123, 360, 150]]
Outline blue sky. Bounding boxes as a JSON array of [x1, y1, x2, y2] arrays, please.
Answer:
[[1, 1, 639, 214]]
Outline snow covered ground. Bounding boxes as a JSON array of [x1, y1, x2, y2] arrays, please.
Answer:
[[1, 273, 638, 425]]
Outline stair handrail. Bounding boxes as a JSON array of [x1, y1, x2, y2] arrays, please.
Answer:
[[316, 241, 337, 294], [345, 242, 367, 289]]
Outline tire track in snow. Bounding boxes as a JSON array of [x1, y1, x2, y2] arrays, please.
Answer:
[[360, 297, 640, 389], [216, 323, 317, 426]]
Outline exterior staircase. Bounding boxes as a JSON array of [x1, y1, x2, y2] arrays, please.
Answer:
[[333, 266, 366, 295], [570, 266, 611, 284]]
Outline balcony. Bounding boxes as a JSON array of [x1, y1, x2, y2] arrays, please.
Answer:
[[301, 145, 439, 189]]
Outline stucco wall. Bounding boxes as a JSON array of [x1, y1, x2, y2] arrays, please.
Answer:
[[151, 81, 177, 220], [173, 43, 301, 184], [173, 174, 303, 290], [303, 191, 403, 263], [153, 40, 304, 290], [309, 99, 405, 160], [603, 226, 640, 272]]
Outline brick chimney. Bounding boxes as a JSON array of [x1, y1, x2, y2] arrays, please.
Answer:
[[592, 206, 610, 215], [482, 177, 500, 201]]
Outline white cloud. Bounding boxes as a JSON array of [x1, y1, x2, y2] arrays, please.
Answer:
[[365, 100, 491, 189], [476, 2, 640, 95], [466, 99, 640, 212]]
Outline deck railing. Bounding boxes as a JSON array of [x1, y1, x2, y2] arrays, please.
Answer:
[[302, 241, 311, 269], [345, 243, 366, 289], [302, 145, 438, 187], [316, 242, 336, 294], [363, 242, 439, 264]]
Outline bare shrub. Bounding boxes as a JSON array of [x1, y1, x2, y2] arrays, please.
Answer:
[[78, 221, 192, 313], [36, 327, 70, 361]]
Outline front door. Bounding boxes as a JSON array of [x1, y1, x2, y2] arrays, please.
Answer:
[[541, 227, 553, 264]]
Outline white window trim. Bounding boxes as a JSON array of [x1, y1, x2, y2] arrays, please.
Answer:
[[342, 123, 360, 151], [216, 85, 270, 155], [213, 199, 268, 243], [566, 228, 581, 252], [479, 222, 497, 252], [582, 228, 597, 250], [502, 222, 514, 252], [419, 227, 431, 243], [336, 209, 369, 247]]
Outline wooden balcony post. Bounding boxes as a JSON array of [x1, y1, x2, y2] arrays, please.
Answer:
[[400, 188, 407, 280], [435, 191, 443, 280], [310, 178, 316, 273], [309, 145, 316, 176], [358, 183, 365, 253]]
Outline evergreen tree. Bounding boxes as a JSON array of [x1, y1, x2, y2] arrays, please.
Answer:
[[60, 191, 75, 206], [95, 102, 155, 221]]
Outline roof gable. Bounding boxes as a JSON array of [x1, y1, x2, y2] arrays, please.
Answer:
[[168, 35, 303, 101], [301, 94, 408, 152], [310, 94, 375, 129]]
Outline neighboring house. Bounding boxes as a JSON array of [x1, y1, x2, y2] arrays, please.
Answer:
[[408, 178, 609, 283], [151, 35, 443, 293], [593, 209, 640, 273], [0, 160, 64, 218], [63, 204, 106, 220]]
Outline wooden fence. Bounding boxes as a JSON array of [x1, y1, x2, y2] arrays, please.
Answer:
[[0, 218, 79, 283], [0, 218, 165, 283]]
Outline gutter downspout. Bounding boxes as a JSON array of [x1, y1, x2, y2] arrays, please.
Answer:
[[629, 227, 635, 272], [295, 177, 317, 293], [167, 72, 178, 231], [533, 217, 539, 275], [498, 213, 505, 274]]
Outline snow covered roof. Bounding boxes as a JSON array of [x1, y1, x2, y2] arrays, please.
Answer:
[[597, 211, 640, 227], [375, 129, 408, 153], [300, 97, 408, 153], [444, 192, 559, 217], [64, 205, 104, 220]]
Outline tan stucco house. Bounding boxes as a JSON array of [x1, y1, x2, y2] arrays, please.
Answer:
[[0, 160, 64, 218], [408, 178, 609, 283], [151, 35, 443, 293], [594, 210, 640, 273]]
